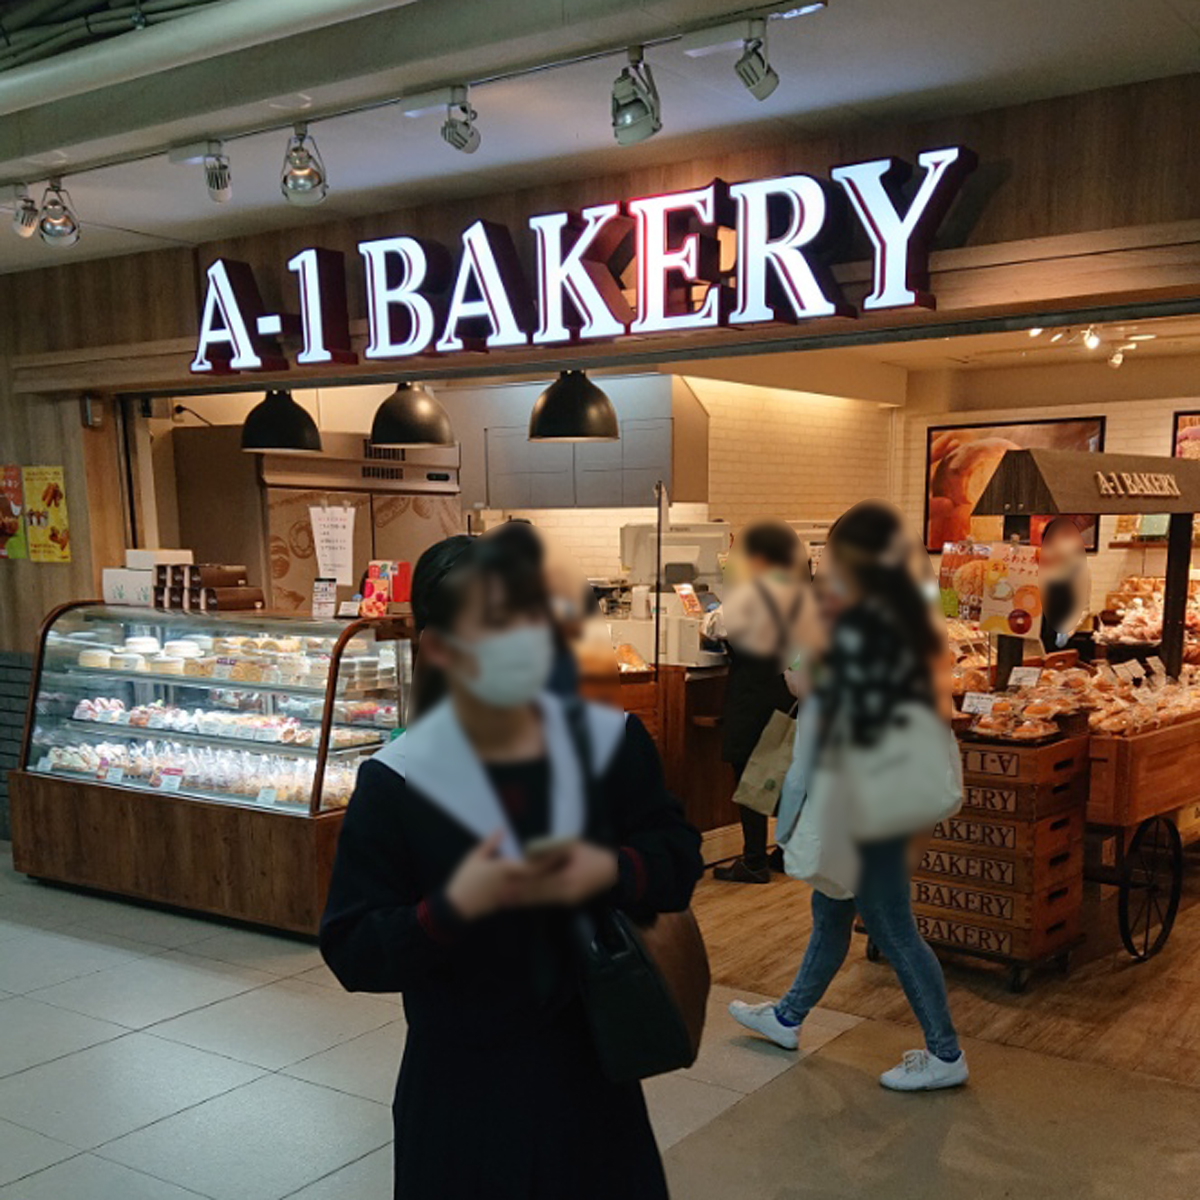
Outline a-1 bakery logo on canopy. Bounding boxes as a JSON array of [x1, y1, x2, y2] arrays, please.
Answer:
[[190, 146, 976, 375]]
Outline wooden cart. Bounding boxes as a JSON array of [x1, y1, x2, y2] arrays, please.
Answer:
[[973, 447, 1200, 963]]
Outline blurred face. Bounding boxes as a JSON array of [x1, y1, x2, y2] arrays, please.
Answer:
[[422, 573, 554, 708]]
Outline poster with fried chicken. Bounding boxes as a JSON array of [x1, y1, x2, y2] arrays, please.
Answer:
[[924, 417, 1104, 552], [0, 465, 27, 559], [21, 465, 70, 563]]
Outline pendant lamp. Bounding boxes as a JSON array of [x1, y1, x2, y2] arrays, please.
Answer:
[[528, 371, 619, 442], [370, 382, 455, 447], [241, 390, 322, 454]]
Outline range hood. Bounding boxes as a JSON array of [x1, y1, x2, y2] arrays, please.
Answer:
[[259, 432, 460, 495]]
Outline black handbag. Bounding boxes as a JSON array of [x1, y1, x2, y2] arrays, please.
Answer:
[[563, 700, 709, 1084]]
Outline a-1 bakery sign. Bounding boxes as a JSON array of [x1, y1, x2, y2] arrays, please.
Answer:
[[190, 146, 976, 375]]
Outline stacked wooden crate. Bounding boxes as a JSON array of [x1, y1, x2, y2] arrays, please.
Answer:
[[911, 736, 1089, 989]]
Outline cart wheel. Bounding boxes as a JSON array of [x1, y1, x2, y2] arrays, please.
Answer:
[[1118, 816, 1183, 962], [1008, 965, 1031, 994], [865, 938, 882, 963]]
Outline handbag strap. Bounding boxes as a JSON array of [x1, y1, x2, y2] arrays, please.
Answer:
[[754, 578, 801, 663], [562, 698, 606, 830]]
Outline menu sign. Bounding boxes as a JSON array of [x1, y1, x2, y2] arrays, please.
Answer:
[[21, 466, 70, 563]]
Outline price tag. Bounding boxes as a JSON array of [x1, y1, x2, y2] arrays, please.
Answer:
[[99, 765, 124, 784], [158, 767, 183, 792], [1008, 666, 1042, 688], [961, 691, 997, 715], [256, 786, 277, 805], [1113, 662, 1139, 682], [1146, 656, 1167, 677], [115, 710, 131, 725], [1097, 661, 1119, 684]]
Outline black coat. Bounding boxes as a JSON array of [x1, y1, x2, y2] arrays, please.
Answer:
[[319, 704, 703, 1200]]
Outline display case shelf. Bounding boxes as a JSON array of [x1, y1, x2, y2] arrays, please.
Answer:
[[39, 664, 392, 701], [55, 718, 382, 758]]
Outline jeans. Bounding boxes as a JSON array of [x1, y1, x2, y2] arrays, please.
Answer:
[[777, 836, 961, 1061]]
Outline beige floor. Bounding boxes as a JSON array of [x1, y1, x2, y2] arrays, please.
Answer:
[[665, 1018, 1200, 1200]]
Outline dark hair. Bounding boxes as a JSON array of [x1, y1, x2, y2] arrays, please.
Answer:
[[828, 502, 941, 660], [741, 521, 800, 570], [409, 534, 549, 715]]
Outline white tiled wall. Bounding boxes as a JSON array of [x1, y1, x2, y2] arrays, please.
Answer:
[[898, 395, 1199, 607]]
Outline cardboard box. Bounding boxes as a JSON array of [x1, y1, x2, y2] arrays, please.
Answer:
[[102, 568, 155, 606], [125, 548, 194, 570]]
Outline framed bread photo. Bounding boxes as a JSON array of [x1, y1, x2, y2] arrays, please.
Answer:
[[924, 416, 1105, 552], [1173, 411, 1200, 460]]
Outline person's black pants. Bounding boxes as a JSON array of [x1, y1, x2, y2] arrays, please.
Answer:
[[731, 758, 769, 871]]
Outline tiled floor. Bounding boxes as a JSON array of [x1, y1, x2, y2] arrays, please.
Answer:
[[0, 845, 857, 1199]]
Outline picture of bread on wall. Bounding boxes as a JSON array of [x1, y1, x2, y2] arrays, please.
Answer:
[[928, 436, 1020, 549]]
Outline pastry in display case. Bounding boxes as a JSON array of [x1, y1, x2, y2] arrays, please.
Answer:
[[10, 603, 413, 934]]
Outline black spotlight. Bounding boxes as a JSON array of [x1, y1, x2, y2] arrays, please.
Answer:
[[528, 371, 619, 442], [241, 390, 322, 454], [370, 383, 455, 448]]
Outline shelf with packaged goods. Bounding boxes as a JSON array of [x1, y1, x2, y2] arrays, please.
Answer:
[[39, 664, 395, 701], [48, 717, 383, 758]]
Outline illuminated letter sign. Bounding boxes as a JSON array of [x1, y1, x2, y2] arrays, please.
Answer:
[[190, 145, 976, 373], [360, 236, 451, 358], [191, 259, 286, 373], [529, 203, 633, 344], [831, 146, 977, 310], [728, 175, 845, 324], [435, 220, 532, 352], [627, 183, 731, 335]]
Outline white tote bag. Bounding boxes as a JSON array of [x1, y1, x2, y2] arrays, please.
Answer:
[[842, 702, 963, 841], [779, 700, 859, 900]]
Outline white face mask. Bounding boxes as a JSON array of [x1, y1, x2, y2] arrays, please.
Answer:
[[445, 624, 555, 708]]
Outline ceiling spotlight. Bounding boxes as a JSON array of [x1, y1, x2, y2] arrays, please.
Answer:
[[612, 47, 661, 146], [1050, 330, 1067, 343], [1108, 350, 1124, 369], [441, 87, 481, 154], [1027, 327, 1044, 338], [38, 179, 79, 248], [12, 185, 37, 239], [280, 123, 327, 206], [735, 28, 779, 101], [204, 144, 232, 203], [776, 2, 828, 16], [1083, 326, 1101, 351], [1128, 333, 1157, 342]]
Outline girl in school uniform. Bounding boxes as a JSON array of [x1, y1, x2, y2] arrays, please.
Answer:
[[320, 534, 703, 1199]]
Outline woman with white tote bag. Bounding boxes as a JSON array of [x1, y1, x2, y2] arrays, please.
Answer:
[[729, 502, 968, 1093]]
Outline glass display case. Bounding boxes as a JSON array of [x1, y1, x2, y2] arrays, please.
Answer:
[[22, 604, 411, 816]]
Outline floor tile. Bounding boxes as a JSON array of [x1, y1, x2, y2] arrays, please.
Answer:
[[150, 977, 401, 1070], [184, 928, 325, 977], [290, 962, 349, 991], [0, 995, 127, 1078], [642, 1073, 744, 1150], [0, 882, 128, 932], [0, 1031, 263, 1149], [29, 950, 276, 1030], [282, 1019, 407, 1104], [0, 1153, 209, 1200], [100, 1074, 392, 1200], [283, 1146, 392, 1200], [0, 1117, 77, 1187], [0, 928, 156, 995], [65, 903, 225, 951]]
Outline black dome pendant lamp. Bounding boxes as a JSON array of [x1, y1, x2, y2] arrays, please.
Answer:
[[528, 370, 619, 442], [370, 382, 455, 448], [241, 389, 322, 454]]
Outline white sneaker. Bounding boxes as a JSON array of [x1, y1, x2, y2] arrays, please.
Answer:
[[880, 1049, 969, 1092], [728, 1000, 799, 1050]]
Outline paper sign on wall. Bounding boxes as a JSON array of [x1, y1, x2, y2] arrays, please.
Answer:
[[0, 466, 26, 559], [21, 466, 69, 562], [309, 505, 355, 586]]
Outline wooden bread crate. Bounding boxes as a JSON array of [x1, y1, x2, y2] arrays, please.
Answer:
[[960, 736, 1089, 785], [915, 909, 1081, 962], [917, 836, 1082, 894], [1088, 718, 1200, 826], [912, 874, 1082, 933], [929, 808, 1083, 859], [959, 775, 1087, 822]]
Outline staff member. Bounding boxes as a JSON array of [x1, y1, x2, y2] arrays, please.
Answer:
[[320, 534, 703, 1199], [1038, 516, 1094, 661], [703, 521, 807, 883]]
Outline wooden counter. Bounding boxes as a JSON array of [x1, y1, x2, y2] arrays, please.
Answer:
[[580, 665, 735, 833]]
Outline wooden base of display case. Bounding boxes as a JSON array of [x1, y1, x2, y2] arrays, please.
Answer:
[[7, 770, 344, 935]]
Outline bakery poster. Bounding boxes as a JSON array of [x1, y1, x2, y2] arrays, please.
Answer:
[[0, 465, 27, 559], [938, 541, 990, 620], [21, 465, 70, 562], [924, 417, 1104, 552], [979, 543, 1042, 639], [1173, 411, 1200, 459]]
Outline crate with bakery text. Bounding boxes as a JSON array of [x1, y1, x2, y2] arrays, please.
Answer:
[[1088, 719, 1200, 826], [912, 873, 1082, 936], [959, 775, 1086, 822], [928, 808, 1084, 860], [917, 836, 1082, 895], [915, 908, 1081, 963], [960, 736, 1089, 786]]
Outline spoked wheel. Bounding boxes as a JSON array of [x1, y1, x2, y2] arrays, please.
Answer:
[[1118, 816, 1183, 961]]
